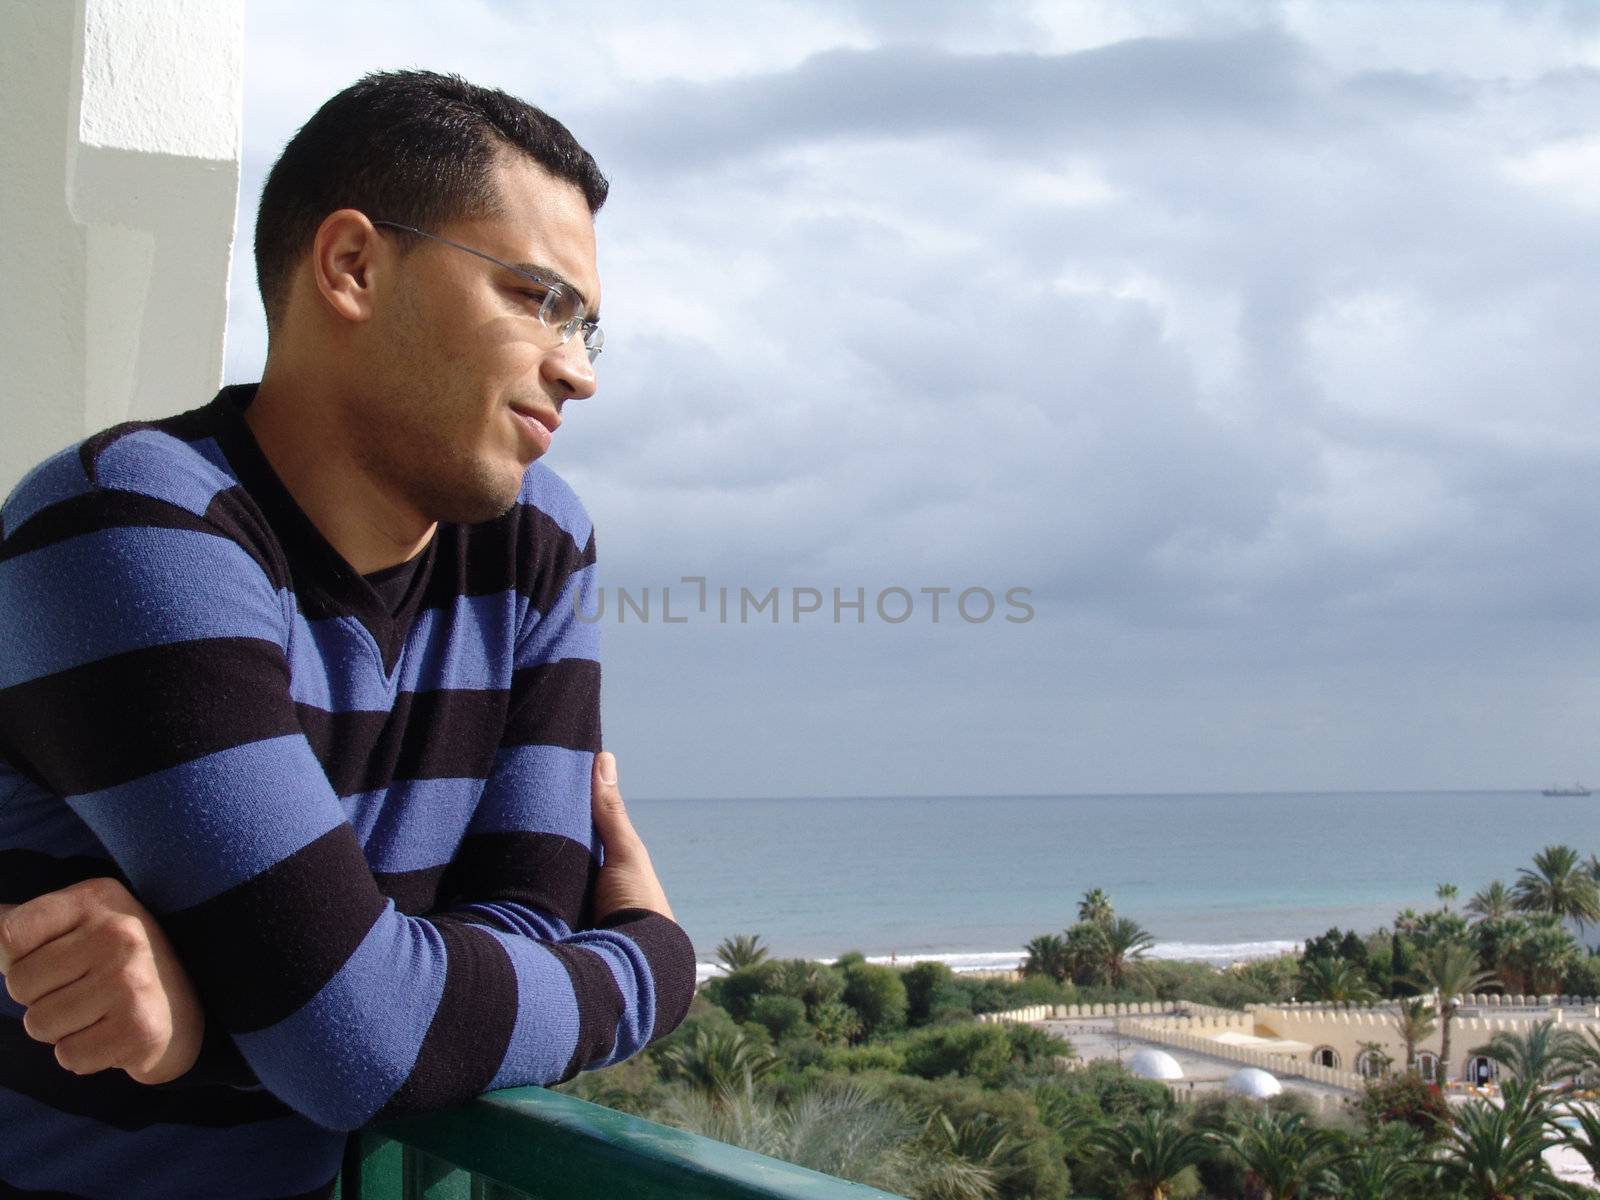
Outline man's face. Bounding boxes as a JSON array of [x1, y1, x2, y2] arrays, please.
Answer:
[[355, 151, 602, 526]]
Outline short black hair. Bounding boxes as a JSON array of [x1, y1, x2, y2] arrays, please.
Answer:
[[254, 69, 608, 329]]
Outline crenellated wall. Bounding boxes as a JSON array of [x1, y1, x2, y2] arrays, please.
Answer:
[[1121, 1019, 1368, 1091], [976, 1001, 1248, 1022], [1254, 994, 1599, 1012]]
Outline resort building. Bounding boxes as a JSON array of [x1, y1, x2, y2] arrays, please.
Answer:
[[987, 993, 1600, 1098]]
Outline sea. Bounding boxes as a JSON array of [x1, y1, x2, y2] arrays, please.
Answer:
[[620, 790, 1600, 983]]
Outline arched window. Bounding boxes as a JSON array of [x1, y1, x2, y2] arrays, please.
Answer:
[[1416, 1052, 1440, 1083], [1355, 1048, 1390, 1079], [1312, 1046, 1341, 1069]]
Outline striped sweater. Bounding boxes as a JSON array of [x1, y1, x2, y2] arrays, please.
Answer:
[[0, 383, 696, 1200]]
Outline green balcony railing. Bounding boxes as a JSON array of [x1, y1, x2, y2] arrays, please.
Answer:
[[332, 1084, 907, 1200]]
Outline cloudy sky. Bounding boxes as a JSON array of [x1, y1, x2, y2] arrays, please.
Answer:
[[226, 1, 1600, 799]]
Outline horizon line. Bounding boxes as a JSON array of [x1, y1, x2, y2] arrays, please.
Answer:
[[631, 785, 1549, 803]]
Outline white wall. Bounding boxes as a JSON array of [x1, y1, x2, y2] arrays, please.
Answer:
[[1, 0, 243, 497]]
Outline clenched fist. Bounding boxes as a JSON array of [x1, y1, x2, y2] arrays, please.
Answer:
[[0, 877, 205, 1085]]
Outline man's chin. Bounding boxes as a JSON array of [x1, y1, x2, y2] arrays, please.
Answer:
[[423, 473, 524, 526]]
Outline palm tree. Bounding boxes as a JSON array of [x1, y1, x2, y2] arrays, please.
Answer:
[[655, 1077, 998, 1198], [1411, 942, 1498, 1084], [1022, 933, 1071, 985], [1033, 1085, 1100, 1163], [652, 1079, 784, 1158], [808, 1000, 861, 1047], [1501, 915, 1582, 996], [766, 957, 846, 1012], [1209, 1109, 1346, 1200], [1437, 882, 1459, 912], [1101, 917, 1156, 989], [782, 1084, 940, 1192], [1077, 888, 1115, 926], [1513, 845, 1600, 933], [1236, 956, 1299, 1003], [1298, 955, 1378, 1003], [1566, 1025, 1600, 1093], [1467, 881, 1513, 924], [922, 1109, 1033, 1199], [1392, 998, 1438, 1074], [1474, 913, 1581, 997], [1065, 920, 1113, 987], [1469, 1018, 1587, 1089], [1412, 909, 1472, 952], [1472, 915, 1544, 995], [715, 933, 770, 973], [1087, 1110, 1211, 1200], [1557, 1102, 1600, 1189], [1336, 1127, 1426, 1200], [1432, 1080, 1570, 1199], [653, 1026, 778, 1106]]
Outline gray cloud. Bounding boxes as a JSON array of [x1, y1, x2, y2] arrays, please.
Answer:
[[581, 31, 1318, 172], [228, 2, 1600, 796]]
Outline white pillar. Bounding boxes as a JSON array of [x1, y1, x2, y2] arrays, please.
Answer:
[[0, 0, 242, 496]]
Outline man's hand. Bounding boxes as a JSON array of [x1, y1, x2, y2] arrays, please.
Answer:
[[0, 877, 205, 1085], [591, 751, 676, 923]]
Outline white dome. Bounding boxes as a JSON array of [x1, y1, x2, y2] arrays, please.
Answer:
[[1226, 1068, 1283, 1098], [1128, 1048, 1185, 1080]]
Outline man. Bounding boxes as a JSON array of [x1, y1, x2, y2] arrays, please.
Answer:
[[0, 70, 695, 1199]]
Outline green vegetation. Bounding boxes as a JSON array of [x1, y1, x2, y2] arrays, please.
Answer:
[[1020, 890, 1161, 996], [556, 852, 1600, 1197], [1288, 844, 1600, 1011]]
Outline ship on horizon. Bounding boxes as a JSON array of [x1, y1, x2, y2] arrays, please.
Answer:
[[1542, 781, 1592, 797]]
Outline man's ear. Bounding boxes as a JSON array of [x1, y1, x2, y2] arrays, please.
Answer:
[[310, 209, 384, 324]]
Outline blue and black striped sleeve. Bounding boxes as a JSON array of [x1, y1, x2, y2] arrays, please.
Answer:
[[390, 491, 696, 1102], [0, 466, 693, 1132]]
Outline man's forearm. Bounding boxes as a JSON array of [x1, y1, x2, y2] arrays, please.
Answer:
[[5, 754, 691, 1104]]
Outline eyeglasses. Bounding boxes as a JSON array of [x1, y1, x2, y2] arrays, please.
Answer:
[[372, 220, 604, 363]]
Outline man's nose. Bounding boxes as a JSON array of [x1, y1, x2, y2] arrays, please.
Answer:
[[543, 337, 598, 401]]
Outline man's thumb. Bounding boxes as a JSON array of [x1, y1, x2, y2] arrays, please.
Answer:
[[0, 904, 15, 974], [593, 752, 629, 824]]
